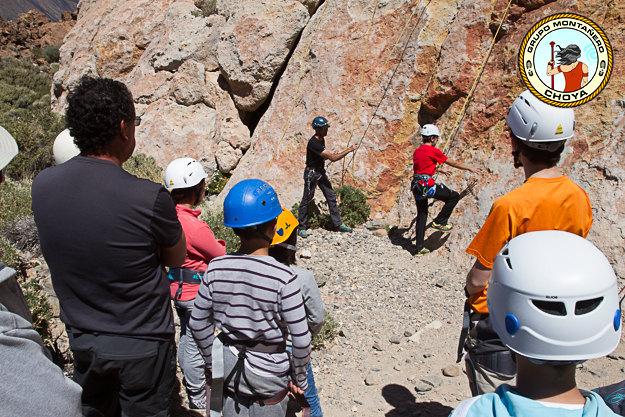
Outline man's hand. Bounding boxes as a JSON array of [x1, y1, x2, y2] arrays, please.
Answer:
[[468, 166, 481, 174], [347, 144, 358, 153], [289, 380, 304, 396]]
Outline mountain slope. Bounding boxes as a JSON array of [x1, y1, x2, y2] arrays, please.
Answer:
[[0, 0, 78, 22]]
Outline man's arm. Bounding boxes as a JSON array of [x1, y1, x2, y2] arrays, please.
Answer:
[[444, 158, 479, 173], [465, 259, 491, 296], [160, 231, 186, 267], [319, 145, 357, 162]]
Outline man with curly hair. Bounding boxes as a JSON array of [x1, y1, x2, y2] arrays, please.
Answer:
[[32, 77, 186, 417]]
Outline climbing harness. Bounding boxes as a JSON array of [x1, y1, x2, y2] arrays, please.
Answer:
[[168, 268, 202, 300], [441, 0, 514, 155], [410, 173, 436, 200], [209, 332, 291, 415]]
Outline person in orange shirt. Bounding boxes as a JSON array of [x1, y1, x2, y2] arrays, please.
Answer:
[[459, 90, 593, 396]]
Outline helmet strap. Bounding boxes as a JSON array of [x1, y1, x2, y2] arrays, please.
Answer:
[[512, 150, 523, 168]]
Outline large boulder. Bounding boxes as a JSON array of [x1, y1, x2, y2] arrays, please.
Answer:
[[216, 0, 309, 111]]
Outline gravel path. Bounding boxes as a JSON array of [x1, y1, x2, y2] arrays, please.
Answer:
[[292, 226, 625, 417]]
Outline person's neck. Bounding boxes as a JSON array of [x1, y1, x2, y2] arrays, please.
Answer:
[[515, 356, 585, 405], [523, 164, 562, 180], [239, 239, 270, 256], [84, 152, 125, 167]]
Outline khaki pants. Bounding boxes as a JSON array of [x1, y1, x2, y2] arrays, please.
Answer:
[[463, 316, 516, 396]]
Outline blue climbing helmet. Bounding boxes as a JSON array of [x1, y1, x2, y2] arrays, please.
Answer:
[[312, 116, 330, 129], [223, 179, 283, 228]]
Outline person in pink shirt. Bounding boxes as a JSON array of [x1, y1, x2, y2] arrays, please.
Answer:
[[165, 157, 227, 410]]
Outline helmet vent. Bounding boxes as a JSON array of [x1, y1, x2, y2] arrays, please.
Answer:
[[500, 248, 513, 270], [261, 200, 267, 206], [575, 297, 603, 315], [532, 300, 566, 316]]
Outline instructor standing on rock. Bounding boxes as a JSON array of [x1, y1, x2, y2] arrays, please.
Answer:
[[298, 116, 357, 237]]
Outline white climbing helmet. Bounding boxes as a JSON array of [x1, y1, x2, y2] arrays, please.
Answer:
[[164, 157, 208, 190], [506, 90, 575, 151], [488, 230, 621, 363], [420, 124, 440, 137], [0, 125, 18, 171], [53, 129, 80, 164]]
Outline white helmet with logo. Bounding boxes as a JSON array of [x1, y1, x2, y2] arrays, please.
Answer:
[[506, 90, 575, 151], [164, 157, 208, 190], [420, 124, 440, 137], [488, 230, 621, 363], [53, 129, 80, 164]]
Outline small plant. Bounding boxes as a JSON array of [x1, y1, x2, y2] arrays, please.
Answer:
[[199, 206, 240, 252], [123, 153, 164, 184], [193, 0, 218, 17], [335, 185, 371, 227], [42, 46, 61, 64], [312, 312, 339, 350], [292, 185, 371, 230], [21, 275, 54, 344], [206, 170, 229, 195]]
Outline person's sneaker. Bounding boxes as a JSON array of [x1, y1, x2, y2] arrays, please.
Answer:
[[337, 224, 352, 233], [415, 248, 430, 257], [298, 229, 307, 238], [431, 222, 453, 232], [188, 398, 206, 410]]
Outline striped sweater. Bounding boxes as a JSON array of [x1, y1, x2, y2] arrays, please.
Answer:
[[189, 253, 311, 390]]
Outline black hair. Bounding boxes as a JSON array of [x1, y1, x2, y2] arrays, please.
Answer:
[[170, 179, 205, 206], [513, 135, 564, 167], [268, 230, 297, 266], [422, 135, 436, 143], [232, 218, 277, 242], [66, 76, 135, 156], [556, 44, 581, 66]]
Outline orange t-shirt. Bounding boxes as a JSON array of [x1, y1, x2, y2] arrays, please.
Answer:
[[466, 175, 592, 313]]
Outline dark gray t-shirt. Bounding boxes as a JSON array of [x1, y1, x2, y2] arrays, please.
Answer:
[[32, 156, 182, 340], [305, 135, 326, 172]]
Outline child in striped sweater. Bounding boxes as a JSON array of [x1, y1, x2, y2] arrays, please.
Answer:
[[189, 179, 311, 416]]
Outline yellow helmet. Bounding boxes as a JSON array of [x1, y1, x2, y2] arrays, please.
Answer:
[[271, 208, 299, 246]]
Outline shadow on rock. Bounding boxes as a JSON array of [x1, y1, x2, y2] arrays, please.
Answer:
[[382, 384, 453, 417], [387, 218, 450, 256]]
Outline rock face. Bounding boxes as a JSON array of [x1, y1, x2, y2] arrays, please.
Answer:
[[53, 0, 625, 277]]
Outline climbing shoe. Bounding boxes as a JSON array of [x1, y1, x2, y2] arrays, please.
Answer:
[[298, 229, 308, 238], [431, 222, 453, 232], [189, 398, 206, 410], [337, 224, 352, 233], [415, 248, 430, 257]]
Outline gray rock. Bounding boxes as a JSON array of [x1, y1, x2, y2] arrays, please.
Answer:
[[372, 343, 384, 351], [364, 374, 381, 386], [421, 375, 442, 388], [414, 384, 432, 393], [389, 336, 401, 344], [299, 249, 312, 259]]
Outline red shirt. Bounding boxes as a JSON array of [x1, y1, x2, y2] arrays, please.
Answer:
[[170, 205, 226, 301], [413, 144, 447, 186]]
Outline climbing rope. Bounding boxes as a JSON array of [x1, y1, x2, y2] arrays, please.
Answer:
[[340, 0, 430, 186], [441, 0, 514, 155], [268, 0, 330, 168]]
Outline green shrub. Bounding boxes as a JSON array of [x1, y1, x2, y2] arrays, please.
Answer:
[[312, 312, 339, 350], [21, 274, 54, 344], [193, 0, 218, 17], [335, 185, 371, 227], [292, 185, 370, 230], [0, 180, 32, 232], [42, 46, 60, 64], [0, 57, 64, 180], [206, 170, 229, 195], [123, 153, 164, 184], [199, 206, 240, 252]]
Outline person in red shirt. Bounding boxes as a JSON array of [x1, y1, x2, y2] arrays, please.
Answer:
[[412, 124, 479, 256], [164, 157, 227, 410]]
